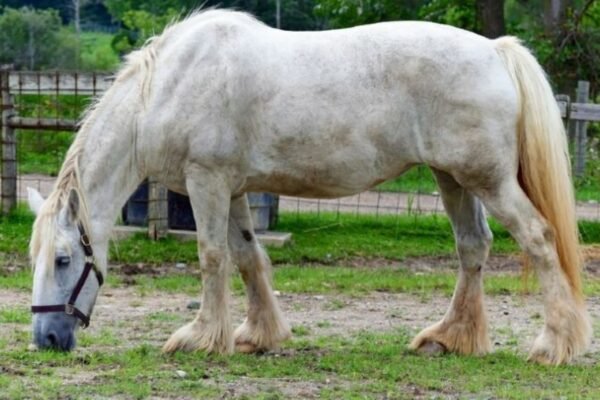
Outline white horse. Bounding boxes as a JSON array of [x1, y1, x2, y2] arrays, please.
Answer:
[[27, 9, 591, 365]]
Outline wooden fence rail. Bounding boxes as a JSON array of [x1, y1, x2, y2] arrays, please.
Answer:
[[5, 71, 114, 94], [1, 71, 599, 224]]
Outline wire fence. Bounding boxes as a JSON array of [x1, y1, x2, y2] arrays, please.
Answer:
[[2, 71, 600, 228]]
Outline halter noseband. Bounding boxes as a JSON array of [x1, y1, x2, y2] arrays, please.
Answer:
[[31, 224, 104, 329]]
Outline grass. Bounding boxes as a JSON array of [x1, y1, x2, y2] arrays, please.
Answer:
[[4, 262, 600, 298], [0, 205, 492, 264], [2, 205, 600, 267], [376, 166, 438, 194], [1, 329, 600, 399], [0, 306, 29, 323], [269, 212, 518, 264], [109, 213, 520, 265]]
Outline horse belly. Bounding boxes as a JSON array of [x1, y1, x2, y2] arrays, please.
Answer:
[[245, 169, 385, 198], [244, 134, 414, 198]]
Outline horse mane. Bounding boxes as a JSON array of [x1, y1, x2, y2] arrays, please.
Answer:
[[116, 8, 260, 107], [29, 141, 91, 273]]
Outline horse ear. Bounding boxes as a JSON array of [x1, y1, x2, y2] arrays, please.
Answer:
[[66, 189, 80, 223], [27, 187, 45, 215], [59, 189, 80, 225]]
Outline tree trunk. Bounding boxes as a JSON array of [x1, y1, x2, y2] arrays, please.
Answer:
[[27, 23, 35, 70], [543, 0, 572, 36], [73, 0, 81, 34], [476, 0, 505, 38]]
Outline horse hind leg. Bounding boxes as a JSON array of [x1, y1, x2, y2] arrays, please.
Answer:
[[228, 195, 291, 353], [162, 168, 234, 354], [476, 178, 591, 365], [410, 169, 492, 356]]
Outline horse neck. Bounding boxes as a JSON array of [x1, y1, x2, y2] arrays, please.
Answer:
[[78, 83, 145, 269]]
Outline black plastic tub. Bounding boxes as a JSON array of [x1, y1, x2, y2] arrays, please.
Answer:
[[122, 182, 278, 232]]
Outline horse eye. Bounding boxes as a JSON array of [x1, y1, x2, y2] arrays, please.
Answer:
[[55, 256, 71, 268]]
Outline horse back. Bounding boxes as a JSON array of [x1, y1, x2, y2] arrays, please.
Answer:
[[141, 12, 519, 197]]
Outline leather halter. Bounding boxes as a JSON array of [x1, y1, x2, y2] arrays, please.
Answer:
[[31, 224, 104, 329]]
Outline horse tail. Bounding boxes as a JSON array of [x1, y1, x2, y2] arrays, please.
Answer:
[[494, 37, 582, 301]]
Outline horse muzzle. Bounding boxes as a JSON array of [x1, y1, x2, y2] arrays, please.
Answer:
[[33, 314, 77, 352]]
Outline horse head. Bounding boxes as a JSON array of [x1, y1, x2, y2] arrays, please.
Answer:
[[28, 187, 103, 351]]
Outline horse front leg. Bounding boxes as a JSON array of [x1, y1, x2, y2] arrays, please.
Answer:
[[162, 169, 234, 354], [410, 170, 492, 356], [228, 195, 291, 353]]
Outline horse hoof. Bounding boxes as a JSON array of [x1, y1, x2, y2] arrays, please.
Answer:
[[235, 341, 259, 354], [161, 321, 233, 354], [415, 340, 447, 356], [527, 350, 556, 366]]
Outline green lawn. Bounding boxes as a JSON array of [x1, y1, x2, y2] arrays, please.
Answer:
[[2, 205, 600, 266], [376, 166, 438, 194], [5, 263, 600, 300], [1, 326, 600, 399]]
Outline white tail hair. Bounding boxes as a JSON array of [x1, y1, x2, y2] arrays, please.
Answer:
[[494, 37, 583, 300]]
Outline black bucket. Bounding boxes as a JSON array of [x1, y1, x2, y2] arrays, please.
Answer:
[[122, 182, 278, 232], [121, 180, 148, 226]]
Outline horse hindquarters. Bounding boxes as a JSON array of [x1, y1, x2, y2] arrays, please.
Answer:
[[412, 37, 590, 365]]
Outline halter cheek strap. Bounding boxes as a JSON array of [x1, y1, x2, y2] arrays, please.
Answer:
[[31, 224, 104, 329]]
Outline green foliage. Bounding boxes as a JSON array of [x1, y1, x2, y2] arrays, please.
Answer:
[[0, 7, 119, 71], [0, 7, 77, 70], [418, 0, 476, 30], [105, 0, 242, 52], [314, 0, 420, 28], [105, 0, 319, 54], [575, 135, 600, 202], [504, 0, 600, 95], [117, 8, 180, 51], [313, 0, 480, 30], [104, 0, 198, 52], [79, 32, 120, 71]]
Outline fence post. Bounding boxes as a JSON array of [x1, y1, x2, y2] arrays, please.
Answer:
[[574, 80, 590, 178], [147, 177, 168, 240], [1, 71, 17, 215]]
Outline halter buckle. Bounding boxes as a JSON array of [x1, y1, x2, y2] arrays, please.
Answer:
[[65, 304, 75, 315], [80, 233, 91, 247]]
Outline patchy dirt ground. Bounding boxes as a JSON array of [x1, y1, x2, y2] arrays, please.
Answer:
[[3, 255, 600, 358], [3, 287, 600, 355], [2, 253, 600, 398]]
